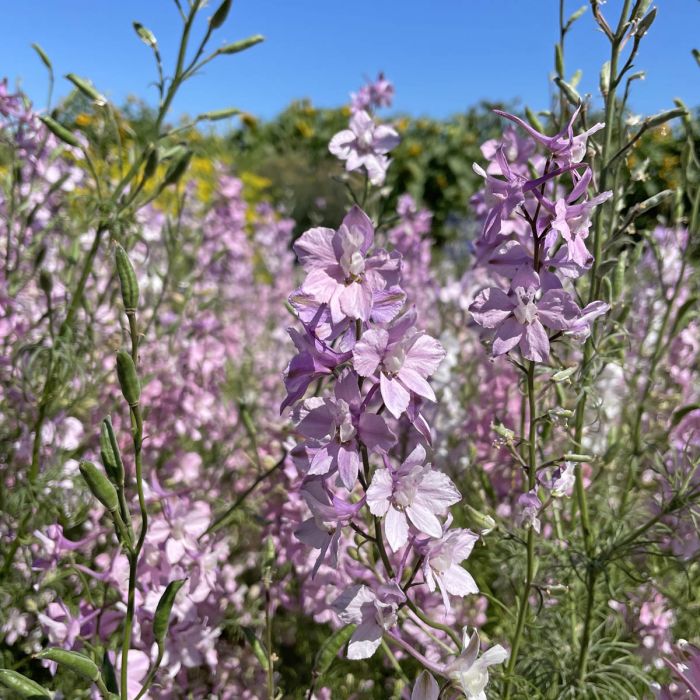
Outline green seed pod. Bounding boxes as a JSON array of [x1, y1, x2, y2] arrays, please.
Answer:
[[101, 649, 119, 694], [645, 107, 687, 131], [39, 270, 53, 296], [566, 4, 587, 25], [563, 453, 594, 462], [551, 366, 577, 382], [491, 422, 515, 442], [31, 43, 53, 72], [554, 76, 581, 107], [612, 252, 626, 300], [313, 624, 356, 678], [0, 669, 51, 697], [162, 150, 192, 188], [635, 7, 656, 36], [242, 627, 270, 672], [196, 107, 241, 122], [100, 416, 124, 486], [601, 276, 613, 305], [524, 107, 544, 133], [116, 350, 140, 406], [36, 648, 100, 682], [65, 73, 105, 104], [262, 535, 275, 570], [464, 504, 496, 534], [153, 579, 187, 646], [209, 0, 233, 29], [555, 43, 564, 77], [217, 34, 265, 55], [114, 244, 139, 313], [143, 146, 159, 182], [79, 460, 119, 513], [39, 115, 81, 148]]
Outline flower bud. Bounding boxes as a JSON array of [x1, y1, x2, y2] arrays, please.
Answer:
[[133, 22, 157, 49], [36, 648, 100, 682], [79, 460, 119, 513], [116, 350, 140, 406], [114, 244, 139, 313]]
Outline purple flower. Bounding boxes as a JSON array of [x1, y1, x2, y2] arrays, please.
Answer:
[[541, 461, 576, 497], [294, 206, 401, 325], [350, 72, 395, 113], [366, 444, 460, 551], [329, 111, 400, 185], [420, 527, 479, 611], [295, 480, 363, 575], [332, 581, 405, 659], [444, 628, 509, 700], [411, 671, 440, 700], [294, 369, 395, 489], [469, 268, 583, 362], [353, 310, 445, 418], [494, 107, 604, 166], [535, 168, 613, 269], [516, 489, 542, 533], [281, 327, 352, 412]]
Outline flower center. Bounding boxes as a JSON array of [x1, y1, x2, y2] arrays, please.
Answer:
[[513, 291, 538, 325]]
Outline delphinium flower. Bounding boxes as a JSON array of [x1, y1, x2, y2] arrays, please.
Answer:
[[329, 110, 400, 186], [467, 108, 610, 689], [351, 72, 395, 113], [282, 84, 501, 697]]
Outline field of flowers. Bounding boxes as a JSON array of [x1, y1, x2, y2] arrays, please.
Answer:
[[1, 1, 699, 698]]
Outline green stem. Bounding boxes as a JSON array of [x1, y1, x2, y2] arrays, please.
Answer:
[[503, 361, 538, 699]]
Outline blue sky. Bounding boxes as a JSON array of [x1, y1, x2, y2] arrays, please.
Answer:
[[2, 1, 698, 120]]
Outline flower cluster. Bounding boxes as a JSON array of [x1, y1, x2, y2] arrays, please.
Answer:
[[282, 81, 506, 694], [330, 74, 400, 186], [468, 108, 611, 362]]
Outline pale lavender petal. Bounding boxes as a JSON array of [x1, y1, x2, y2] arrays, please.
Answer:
[[347, 619, 383, 660], [366, 469, 392, 516], [492, 317, 523, 355], [520, 319, 550, 362], [342, 205, 374, 253], [337, 443, 360, 490], [385, 504, 409, 551], [339, 280, 372, 321], [380, 373, 411, 418], [353, 329, 389, 377], [406, 502, 443, 538], [358, 412, 396, 453], [294, 227, 338, 270], [469, 288, 515, 328]]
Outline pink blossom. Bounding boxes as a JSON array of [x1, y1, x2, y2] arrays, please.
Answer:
[[329, 111, 400, 185], [420, 527, 479, 611], [366, 444, 460, 550], [332, 581, 405, 659], [353, 310, 445, 418]]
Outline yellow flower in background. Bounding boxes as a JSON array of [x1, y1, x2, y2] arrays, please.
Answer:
[[295, 120, 314, 138], [407, 142, 422, 157], [75, 113, 92, 128]]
